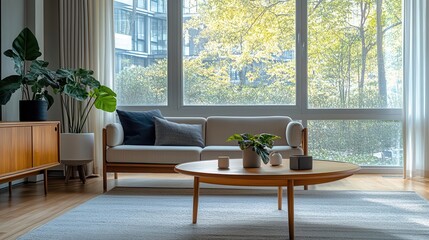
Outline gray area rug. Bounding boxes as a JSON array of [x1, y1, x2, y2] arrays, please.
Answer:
[[19, 190, 429, 240]]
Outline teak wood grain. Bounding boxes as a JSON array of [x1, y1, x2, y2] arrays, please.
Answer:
[[0, 121, 60, 195], [0, 126, 32, 175], [32, 124, 60, 167]]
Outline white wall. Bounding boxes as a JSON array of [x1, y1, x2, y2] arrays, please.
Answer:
[[1, 0, 25, 121], [44, 0, 61, 121]]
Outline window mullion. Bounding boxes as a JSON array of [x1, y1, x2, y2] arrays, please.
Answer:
[[296, 0, 308, 124], [167, 0, 182, 110]]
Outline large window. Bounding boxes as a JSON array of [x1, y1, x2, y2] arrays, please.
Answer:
[[113, 0, 403, 168], [305, 0, 403, 166]]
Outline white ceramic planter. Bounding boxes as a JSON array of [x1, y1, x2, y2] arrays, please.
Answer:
[[242, 148, 261, 168], [60, 133, 94, 161]]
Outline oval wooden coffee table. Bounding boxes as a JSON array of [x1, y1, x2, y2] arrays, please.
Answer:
[[175, 159, 360, 240]]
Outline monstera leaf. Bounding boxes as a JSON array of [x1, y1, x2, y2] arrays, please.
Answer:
[[93, 86, 117, 112], [12, 27, 42, 61]]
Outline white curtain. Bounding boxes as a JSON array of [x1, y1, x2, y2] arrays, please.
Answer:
[[404, 0, 429, 178], [88, 0, 116, 174], [59, 0, 115, 174]]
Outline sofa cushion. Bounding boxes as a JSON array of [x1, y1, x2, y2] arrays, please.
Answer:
[[116, 109, 164, 145], [154, 117, 205, 147], [200, 146, 243, 160], [106, 145, 202, 164]]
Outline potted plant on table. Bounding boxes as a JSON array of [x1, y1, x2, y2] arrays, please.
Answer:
[[55, 68, 117, 183], [227, 133, 280, 168], [0, 28, 57, 121]]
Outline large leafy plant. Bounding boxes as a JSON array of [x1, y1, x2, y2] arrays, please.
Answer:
[[56, 68, 117, 133], [227, 133, 281, 164], [0, 28, 57, 108]]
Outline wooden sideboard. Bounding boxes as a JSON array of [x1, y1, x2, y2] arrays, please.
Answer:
[[0, 121, 60, 195]]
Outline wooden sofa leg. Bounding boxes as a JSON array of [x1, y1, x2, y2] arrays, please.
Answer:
[[304, 185, 308, 190], [103, 169, 107, 192], [114, 173, 118, 179]]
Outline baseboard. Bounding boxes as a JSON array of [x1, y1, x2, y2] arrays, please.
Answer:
[[48, 170, 65, 177]]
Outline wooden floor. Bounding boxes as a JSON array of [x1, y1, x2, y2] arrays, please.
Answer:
[[0, 173, 428, 240]]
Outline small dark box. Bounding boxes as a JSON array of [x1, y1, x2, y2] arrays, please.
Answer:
[[289, 155, 313, 170]]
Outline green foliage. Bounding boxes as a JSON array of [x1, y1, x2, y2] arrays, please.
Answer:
[[307, 0, 402, 109], [308, 120, 403, 166], [114, 60, 167, 105], [227, 133, 281, 164], [0, 28, 57, 109], [56, 68, 117, 133]]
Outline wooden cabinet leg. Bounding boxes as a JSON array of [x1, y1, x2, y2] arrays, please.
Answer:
[[114, 173, 118, 179], [44, 170, 48, 195], [304, 185, 308, 190], [8, 182, 12, 196]]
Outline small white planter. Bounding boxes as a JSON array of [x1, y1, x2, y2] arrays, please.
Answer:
[[61, 133, 94, 161], [242, 148, 261, 168]]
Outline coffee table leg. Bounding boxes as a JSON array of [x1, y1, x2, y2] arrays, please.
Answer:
[[192, 176, 200, 224], [278, 186, 283, 210], [287, 180, 295, 240]]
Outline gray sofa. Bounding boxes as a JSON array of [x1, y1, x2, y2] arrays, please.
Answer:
[[103, 116, 307, 192]]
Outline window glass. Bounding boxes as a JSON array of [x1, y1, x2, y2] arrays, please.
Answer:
[[114, 0, 168, 105], [182, 0, 296, 105], [308, 120, 403, 166], [114, 9, 131, 35], [137, 0, 146, 9], [307, 0, 402, 109]]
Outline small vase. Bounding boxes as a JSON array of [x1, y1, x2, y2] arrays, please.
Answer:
[[269, 152, 283, 166], [242, 148, 261, 168]]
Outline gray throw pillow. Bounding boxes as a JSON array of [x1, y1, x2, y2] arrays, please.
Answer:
[[154, 117, 205, 147]]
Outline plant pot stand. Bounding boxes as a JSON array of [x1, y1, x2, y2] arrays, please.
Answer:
[[62, 159, 93, 184]]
